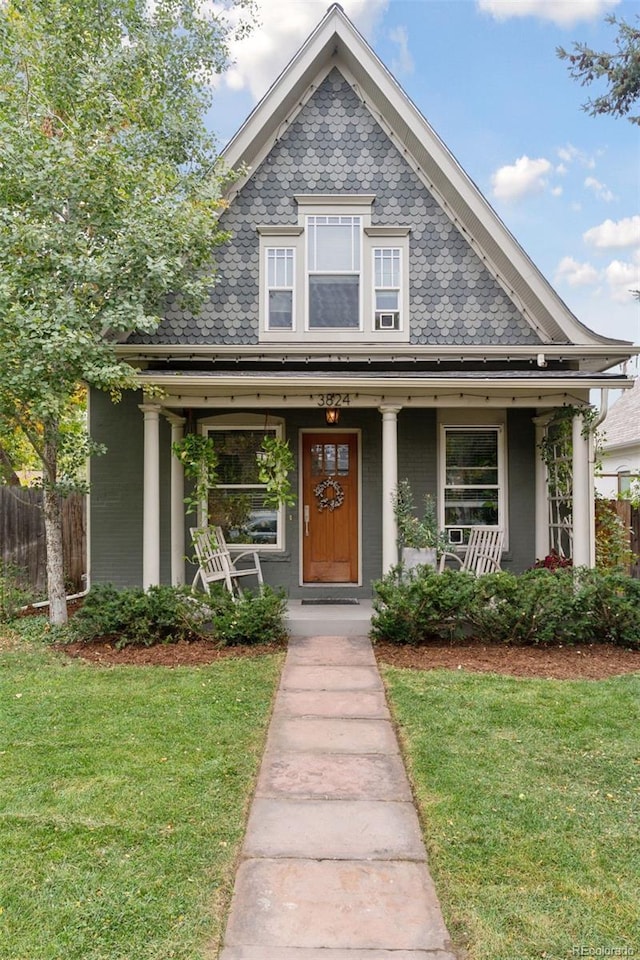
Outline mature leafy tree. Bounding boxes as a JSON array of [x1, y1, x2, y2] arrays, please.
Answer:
[[558, 14, 640, 124], [0, 0, 253, 624]]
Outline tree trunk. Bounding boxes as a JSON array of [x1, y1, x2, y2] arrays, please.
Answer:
[[42, 433, 68, 626]]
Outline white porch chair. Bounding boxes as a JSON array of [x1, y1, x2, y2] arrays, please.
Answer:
[[190, 526, 264, 596], [438, 526, 504, 576]]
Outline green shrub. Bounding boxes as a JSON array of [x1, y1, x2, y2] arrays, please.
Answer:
[[372, 566, 640, 649], [371, 565, 475, 644], [575, 568, 640, 648], [204, 585, 288, 646], [69, 584, 211, 649], [69, 583, 288, 649], [0, 562, 34, 622], [595, 497, 634, 571], [467, 568, 585, 646]]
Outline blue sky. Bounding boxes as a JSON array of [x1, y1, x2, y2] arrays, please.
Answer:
[[208, 0, 639, 352]]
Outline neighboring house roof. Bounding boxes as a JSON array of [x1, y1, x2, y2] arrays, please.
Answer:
[[601, 378, 640, 451]]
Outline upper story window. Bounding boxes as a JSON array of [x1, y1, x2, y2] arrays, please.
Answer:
[[374, 247, 401, 331], [308, 215, 361, 329], [267, 247, 294, 330], [258, 195, 409, 342]]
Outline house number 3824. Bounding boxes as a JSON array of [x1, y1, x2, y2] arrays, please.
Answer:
[[316, 393, 351, 407]]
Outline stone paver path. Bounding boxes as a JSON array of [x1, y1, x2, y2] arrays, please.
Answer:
[[218, 634, 456, 960]]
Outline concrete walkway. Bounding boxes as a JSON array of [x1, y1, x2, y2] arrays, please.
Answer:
[[218, 634, 456, 960]]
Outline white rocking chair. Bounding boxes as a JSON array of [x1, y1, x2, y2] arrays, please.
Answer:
[[190, 526, 264, 596], [438, 526, 504, 576]]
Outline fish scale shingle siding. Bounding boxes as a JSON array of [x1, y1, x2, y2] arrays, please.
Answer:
[[129, 69, 541, 346]]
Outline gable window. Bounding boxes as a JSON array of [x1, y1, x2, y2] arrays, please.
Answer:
[[258, 196, 410, 342], [201, 415, 286, 551], [374, 247, 401, 330], [440, 426, 504, 545], [266, 247, 294, 330], [307, 215, 360, 329]]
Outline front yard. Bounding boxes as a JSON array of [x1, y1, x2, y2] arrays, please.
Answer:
[[0, 620, 282, 960], [1, 613, 638, 960], [381, 662, 640, 960]]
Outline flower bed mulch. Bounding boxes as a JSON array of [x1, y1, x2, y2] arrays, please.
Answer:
[[58, 638, 286, 667], [374, 639, 639, 681]]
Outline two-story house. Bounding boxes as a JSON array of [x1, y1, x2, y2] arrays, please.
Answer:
[[89, 4, 635, 598]]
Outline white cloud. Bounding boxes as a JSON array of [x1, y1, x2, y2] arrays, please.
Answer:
[[557, 144, 596, 169], [389, 24, 414, 75], [583, 216, 640, 249], [584, 176, 615, 202], [555, 256, 599, 287], [477, 0, 619, 26], [551, 185, 563, 197], [217, 0, 389, 101], [605, 252, 640, 302], [557, 145, 577, 164], [491, 156, 552, 202]]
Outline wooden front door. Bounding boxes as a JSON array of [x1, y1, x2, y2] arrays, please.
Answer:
[[302, 433, 359, 583]]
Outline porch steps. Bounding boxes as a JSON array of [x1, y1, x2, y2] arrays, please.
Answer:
[[286, 600, 373, 637]]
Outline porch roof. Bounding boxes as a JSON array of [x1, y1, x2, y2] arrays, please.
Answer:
[[136, 367, 632, 410]]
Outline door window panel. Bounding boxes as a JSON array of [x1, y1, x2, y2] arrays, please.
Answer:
[[337, 444, 350, 475]]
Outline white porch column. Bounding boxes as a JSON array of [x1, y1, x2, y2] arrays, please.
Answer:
[[139, 404, 161, 588], [166, 414, 186, 586], [572, 412, 592, 568], [379, 405, 402, 573], [533, 415, 550, 561]]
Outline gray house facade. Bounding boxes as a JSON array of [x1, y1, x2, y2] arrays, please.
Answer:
[[89, 5, 634, 596]]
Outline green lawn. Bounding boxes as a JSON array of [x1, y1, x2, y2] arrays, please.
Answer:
[[0, 623, 282, 960], [383, 666, 640, 960]]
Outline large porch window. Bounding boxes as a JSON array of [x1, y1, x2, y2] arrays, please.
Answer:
[[202, 417, 284, 550], [441, 426, 504, 545]]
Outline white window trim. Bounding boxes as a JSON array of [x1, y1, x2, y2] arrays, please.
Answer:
[[198, 413, 286, 552], [257, 196, 410, 343], [306, 214, 363, 333], [370, 244, 407, 333], [264, 245, 296, 332], [438, 418, 507, 549]]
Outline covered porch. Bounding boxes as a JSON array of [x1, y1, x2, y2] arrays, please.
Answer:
[[128, 366, 619, 593]]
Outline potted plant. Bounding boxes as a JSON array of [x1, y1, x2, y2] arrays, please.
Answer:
[[392, 479, 448, 571]]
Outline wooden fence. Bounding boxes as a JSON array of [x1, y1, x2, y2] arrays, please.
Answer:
[[0, 488, 86, 595]]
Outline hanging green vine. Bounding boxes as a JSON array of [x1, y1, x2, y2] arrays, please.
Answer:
[[172, 433, 219, 516], [538, 404, 601, 486], [257, 435, 296, 508], [173, 431, 296, 520]]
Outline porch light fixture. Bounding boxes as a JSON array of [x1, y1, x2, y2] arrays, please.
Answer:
[[325, 407, 340, 425]]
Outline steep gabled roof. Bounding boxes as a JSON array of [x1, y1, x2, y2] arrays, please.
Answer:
[[222, 3, 631, 353]]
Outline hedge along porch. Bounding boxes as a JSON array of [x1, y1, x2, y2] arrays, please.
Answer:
[[88, 6, 636, 594]]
